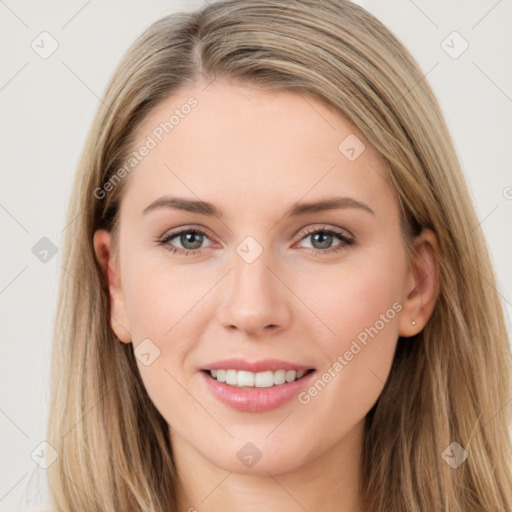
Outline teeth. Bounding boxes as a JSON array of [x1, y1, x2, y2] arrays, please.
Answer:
[[225, 369, 238, 385], [237, 370, 255, 387], [255, 371, 275, 387], [208, 368, 309, 388], [274, 369, 286, 385]]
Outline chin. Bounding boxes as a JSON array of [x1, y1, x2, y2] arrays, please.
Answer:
[[199, 437, 314, 475]]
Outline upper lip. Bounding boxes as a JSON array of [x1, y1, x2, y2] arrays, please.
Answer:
[[201, 358, 315, 373]]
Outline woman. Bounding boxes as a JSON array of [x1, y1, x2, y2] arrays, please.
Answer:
[[46, 0, 512, 510]]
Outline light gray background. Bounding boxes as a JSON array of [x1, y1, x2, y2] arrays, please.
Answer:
[[1, 0, 511, 510]]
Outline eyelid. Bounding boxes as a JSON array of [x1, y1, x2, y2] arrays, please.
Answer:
[[297, 224, 353, 240]]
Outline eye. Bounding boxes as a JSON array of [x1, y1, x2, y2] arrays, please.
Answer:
[[158, 227, 212, 255], [296, 226, 354, 254]]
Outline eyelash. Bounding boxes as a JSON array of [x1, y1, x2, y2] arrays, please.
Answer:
[[157, 225, 355, 257]]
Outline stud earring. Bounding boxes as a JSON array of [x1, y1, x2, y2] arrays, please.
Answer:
[[411, 320, 416, 326]]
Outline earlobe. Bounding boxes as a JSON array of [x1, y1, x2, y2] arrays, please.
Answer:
[[93, 229, 132, 343], [398, 229, 440, 338]]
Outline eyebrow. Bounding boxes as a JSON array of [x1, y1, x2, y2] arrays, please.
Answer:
[[142, 195, 375, 218]]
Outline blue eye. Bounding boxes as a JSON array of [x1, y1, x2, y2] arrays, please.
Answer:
[[157, 226, 354, 256], [297, 227, 354, 254], [158, 228, 210, 255]]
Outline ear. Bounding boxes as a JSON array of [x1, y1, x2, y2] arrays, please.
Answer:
[[398, 228, 440, 338], [93, 229, 132, 343]]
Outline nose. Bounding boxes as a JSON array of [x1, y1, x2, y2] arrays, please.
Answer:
[[216, 248, 292, 337]]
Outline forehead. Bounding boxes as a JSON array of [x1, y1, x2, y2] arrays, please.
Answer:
[[121, 78, 393, 219]]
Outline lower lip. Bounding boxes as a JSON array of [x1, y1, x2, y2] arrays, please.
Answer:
[[200, 370, 316, 413]]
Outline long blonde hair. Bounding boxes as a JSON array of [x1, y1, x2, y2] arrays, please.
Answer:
[[47, 1, 512, 510]]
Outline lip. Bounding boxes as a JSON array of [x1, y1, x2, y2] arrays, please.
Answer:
[[200, 368, 317, 413], [200, 358, 314, 373]]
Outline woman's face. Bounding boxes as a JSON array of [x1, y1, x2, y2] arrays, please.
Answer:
[[94, 78, 432, 476]]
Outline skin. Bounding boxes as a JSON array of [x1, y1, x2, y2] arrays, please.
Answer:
[[94, 78, 439, 512]]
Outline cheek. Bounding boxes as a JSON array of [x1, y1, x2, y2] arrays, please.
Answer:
[[120, 261, 202, 418], [311, 251, 403, 342], [120, 255, 214, 401], [296, 252, 404, 423], [122, 252, 207, 341]]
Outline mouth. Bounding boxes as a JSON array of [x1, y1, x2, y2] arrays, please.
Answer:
[[200, 365, 318, 412], [201, 368, 316, 389]]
